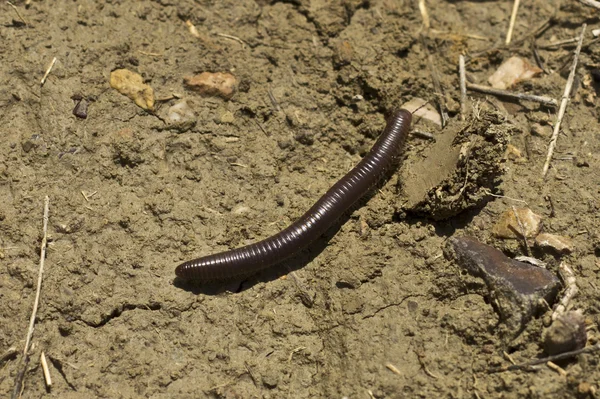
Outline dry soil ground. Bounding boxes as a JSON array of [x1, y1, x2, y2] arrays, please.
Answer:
[[1, 0, 599, 398]]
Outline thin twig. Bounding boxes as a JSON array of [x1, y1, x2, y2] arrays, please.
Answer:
[[416, 350, 439, 379], [138, 50, 163, 57], [385, 362, 402, 376], [531, 43, 550, 74], [421, 36, 449, 127], [469, 17, 555, 59], [184, 20, 217, 49], [11, 196, 50, 399], [40, 57, 57, 86], [7, 1, 29, 26], [412, 130, 435, 140], [553, 262, 578, 321], [488, 343, 600, 373], [466, 83, 558, 107], [429, 53, 449, 127], [418, 0, 430, 29], [481, 189, 529, 205], [577, 0, 600, 9], [546, 361, 567, 376], [542, 24, 586, 177], [429, 29, 489, 41], [511, 206, 531, 256], [459, 54, 467, 121], [252, 119, 269, 137], [185, 20, 201, 38], [267, 88, 281, 112], [503, 351, 517, 365], [288, 271, 314, 308], [215, 33, 248, 48], [40, 352, 52, 389], [538, 36, 581, 50], [506, 0, 521, 45]]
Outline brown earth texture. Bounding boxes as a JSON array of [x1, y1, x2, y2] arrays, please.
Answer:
[[1, 0, 600, 398]]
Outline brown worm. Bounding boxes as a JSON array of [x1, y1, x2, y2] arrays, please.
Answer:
[[176, 109, 412, 282]]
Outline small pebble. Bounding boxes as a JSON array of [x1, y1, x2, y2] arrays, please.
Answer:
[[401, 98, 441, 127], [535, 233, 573, 255], [493, 207, 542, 239], [543, 311, 587, 355], [261, 370, 279, 389], [333, 40, 353, 67], [407, 300, 419, 314], [231, 205, 250, 215], [218, 110, 234, 124], [531, 123, 551, 137], [488, 56, 542, 89], [22, 140, 36, 153], [73, 98, 89, 119], [167, 100, 195, 124], [184, 72, 237, 100], [504, 144, 524, 161], [115, 128, 134, 139], [578, 382, 597, 397], [575, 155, 590, 168], [110, 69, 155, 111]]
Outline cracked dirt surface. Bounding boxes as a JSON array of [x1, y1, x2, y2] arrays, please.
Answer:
[[1, 0, 600, 398]]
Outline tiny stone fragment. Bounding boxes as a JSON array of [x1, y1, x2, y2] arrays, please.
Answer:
[[217, 110, 234, 124], [504, 144, 524, 162], [335, 272, 360, 289], [110, 69, 155, 111], [493, 207, 542, 239], [22, 140, 36, 153], [55, 216, 84, 234], [184, 72, 237, 100], [575, 155, 590, 168], [578, 382, 596, 397], [543, 311, 587, 355], [115, 128, 134, 139], [261, 370, 279, 389], [73, 98, 89, 119], [333, 40, 353, 67], [535, 233, 573, 255], [164, 100, 197, 132], [167, 100, 195, 124], [445, 236, 560, 336], [531, 123, 551, 137]]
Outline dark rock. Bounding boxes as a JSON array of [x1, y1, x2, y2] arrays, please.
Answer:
[[445, 236, 561, 337]]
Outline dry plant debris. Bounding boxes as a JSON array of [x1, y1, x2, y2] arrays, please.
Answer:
[[488, 56, 543, 90]]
